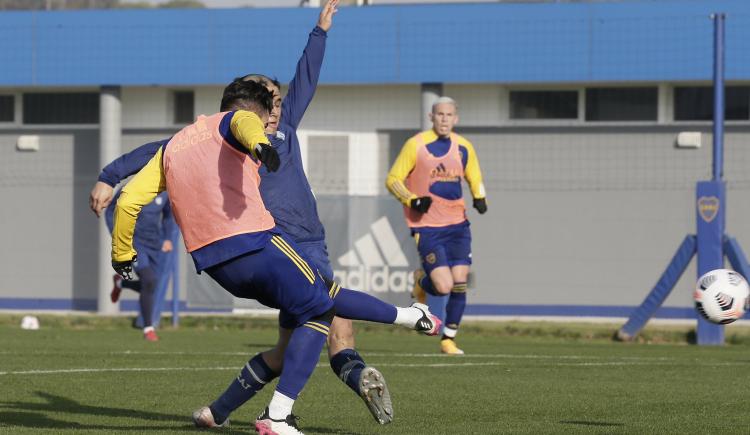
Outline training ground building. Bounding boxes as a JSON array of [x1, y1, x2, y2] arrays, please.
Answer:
[[2, 0, 750, 321]]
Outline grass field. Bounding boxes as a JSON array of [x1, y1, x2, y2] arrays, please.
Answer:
[[1, 315, 749, 434]]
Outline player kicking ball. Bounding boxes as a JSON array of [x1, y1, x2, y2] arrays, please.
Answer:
[[112, 79, 439, 435], [92, 0, 426, 427]]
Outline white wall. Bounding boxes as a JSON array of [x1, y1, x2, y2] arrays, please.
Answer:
[[120, 83, 533, 131]]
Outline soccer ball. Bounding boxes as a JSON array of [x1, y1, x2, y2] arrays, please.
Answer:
[[694, 269, 750, 324]]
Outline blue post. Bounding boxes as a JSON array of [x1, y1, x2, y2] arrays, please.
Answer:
[[694, 13, 727, 345], [712, 13, 725, 181], [696, 181, 725, 345], [618, 236, 696, 340]]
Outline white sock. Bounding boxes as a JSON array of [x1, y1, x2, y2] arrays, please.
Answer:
[[443, 326, 458, 338], [143, 326, 155, 334], [394, 306, 422, 328], [268, 390, 295, 420]]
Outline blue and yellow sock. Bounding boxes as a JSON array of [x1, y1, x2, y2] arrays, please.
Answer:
[[443, 282, 467, 339], [330, 349, 367, 394], [210, 353, 278, 424]]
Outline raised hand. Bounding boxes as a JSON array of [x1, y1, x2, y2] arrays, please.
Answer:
[[317, 0, 339, 32]]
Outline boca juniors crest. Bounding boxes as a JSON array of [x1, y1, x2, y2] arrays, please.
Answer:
[[697, 196, 720, 223]]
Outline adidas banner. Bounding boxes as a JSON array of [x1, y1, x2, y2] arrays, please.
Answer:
[[319, 196, 418, 307]]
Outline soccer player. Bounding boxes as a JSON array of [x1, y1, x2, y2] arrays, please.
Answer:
[[90, 0, 420, 426], [386, 96, 488, 355], [104, 190, 174, 341], [111, 79, 440, 435]]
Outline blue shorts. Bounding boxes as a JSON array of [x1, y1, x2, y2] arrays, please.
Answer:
[[278, 239, 333, 328], [296, 239, 334, 280], [413, 222, 472, 275], [205, 233, 333, 329]]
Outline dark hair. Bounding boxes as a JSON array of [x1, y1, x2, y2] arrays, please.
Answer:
[[219, 78, 274, 114], [239, 73, 281, 92]]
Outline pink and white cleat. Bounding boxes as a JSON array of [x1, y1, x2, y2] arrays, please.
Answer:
[[411, 303, 442, 336], [255, 407, 303, 435]]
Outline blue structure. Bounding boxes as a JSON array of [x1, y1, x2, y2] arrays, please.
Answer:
[[618, 14, 750, 345], [1, 0, 750, 86]]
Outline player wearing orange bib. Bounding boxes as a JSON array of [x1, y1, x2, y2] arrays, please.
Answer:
[[386, 96, 487, 355], [112, 80, 440, 435]]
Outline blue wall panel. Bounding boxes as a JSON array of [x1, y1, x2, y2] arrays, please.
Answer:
[[0, 0, 749, 86], [0, 12, 36, 86]]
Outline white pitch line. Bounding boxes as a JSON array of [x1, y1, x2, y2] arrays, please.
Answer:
[[0, 367, 237, 376], [0, 362, 509, 376], [2, 360, 747, 376], [4, 350, 678, 362]]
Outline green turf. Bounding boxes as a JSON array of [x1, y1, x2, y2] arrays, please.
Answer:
[[1, 316, 749, 434]]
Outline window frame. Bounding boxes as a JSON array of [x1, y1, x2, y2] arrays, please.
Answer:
[[21, 90, 101, 126], [172, 89, 195, 126]]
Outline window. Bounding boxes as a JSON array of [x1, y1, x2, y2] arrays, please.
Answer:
[[585, 87, 657, 121], [674, 86, 750, 121], [173, 91, 195, 124], [0, 95, 14, 122], [510, 90, 578, 120], [23, 93, 99, 124]]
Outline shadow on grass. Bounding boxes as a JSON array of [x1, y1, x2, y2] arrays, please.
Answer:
[[0, 391, 236, 433], [303, 426, 368, 435], [0, 392, 357, 434], [560, 420, 625, 427], [0, 391, 186, 423], [0, 411, 253, 433]]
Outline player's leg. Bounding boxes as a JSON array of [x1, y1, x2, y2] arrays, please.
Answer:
[[324, 278, 440, 334], [133, 250, 158, 341], [298, 239, 440, 333], [296, 239, 394, 424], [206, 234, 333, 432], [134, 266, 157, 338], [195, 327, 289, 428], [327, 316, 394, 425], [441, 225, 472, 355], [411, 231, 453, 301], [440, 265, 469, 355]]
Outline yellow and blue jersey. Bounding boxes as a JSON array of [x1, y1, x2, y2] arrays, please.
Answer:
[[386, 129, 485, 208], [112, 110, 272, 270], [106, 26, 329, 271]]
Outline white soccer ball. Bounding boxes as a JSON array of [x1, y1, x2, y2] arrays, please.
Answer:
[[694, 269, 750, 324]]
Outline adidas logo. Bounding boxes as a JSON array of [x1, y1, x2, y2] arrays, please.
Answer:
[[430, 162, 460, 181], [333, 217, 414, 294]]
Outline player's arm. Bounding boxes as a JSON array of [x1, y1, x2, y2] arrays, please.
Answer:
[[90, 140, 166, 217], [281, 0, 338, 129], [386, 138, 432, 213], [112, 147, 166, 274], [462, 140, 488, 214], [229, 110, 279, 171]]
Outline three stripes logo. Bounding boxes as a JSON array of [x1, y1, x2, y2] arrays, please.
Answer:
[[430, 162, 460, 182], [333, 217, 414, 293]]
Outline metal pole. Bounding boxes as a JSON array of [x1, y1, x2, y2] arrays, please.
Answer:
[[712, 13, 725, 181], [98, 86, 121, 314]]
